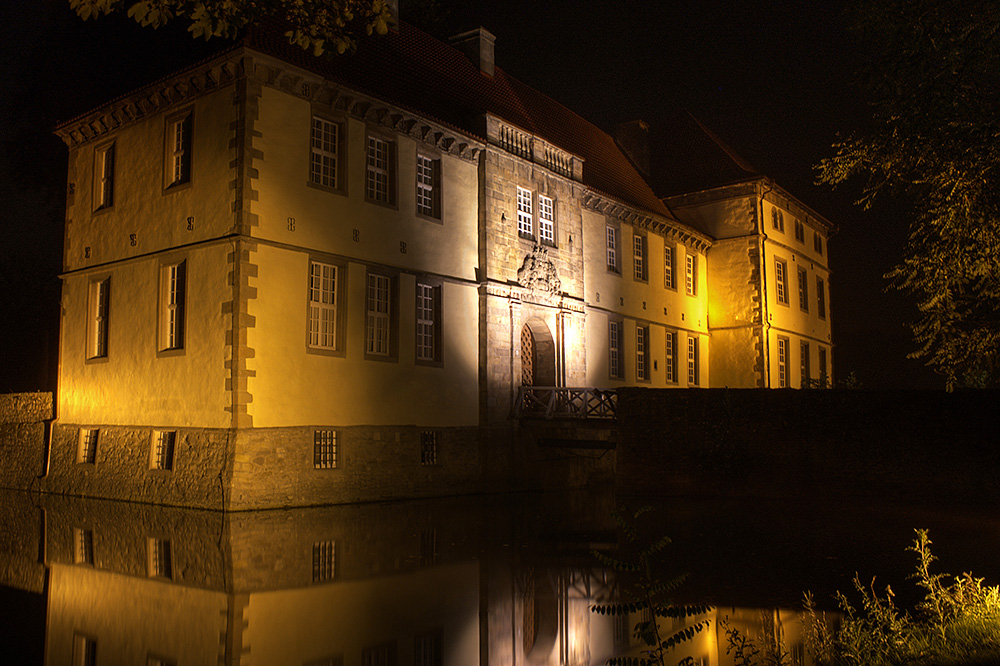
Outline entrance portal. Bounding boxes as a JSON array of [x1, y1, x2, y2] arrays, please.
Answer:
[[520, 321, 556, 386]]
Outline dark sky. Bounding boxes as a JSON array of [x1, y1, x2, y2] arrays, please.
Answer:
[[0, 0, 942, 391]]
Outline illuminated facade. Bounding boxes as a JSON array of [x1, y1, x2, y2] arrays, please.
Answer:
[[49, 22, 831, 508]]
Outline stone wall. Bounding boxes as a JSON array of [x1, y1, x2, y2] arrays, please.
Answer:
[[0, 392, 51, 491], [616, 388, 1000, 503]]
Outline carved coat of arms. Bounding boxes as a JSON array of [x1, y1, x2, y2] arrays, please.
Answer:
[[517, 246, 561, 301]]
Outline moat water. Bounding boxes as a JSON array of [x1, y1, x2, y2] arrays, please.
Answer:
[[1, 487, 998, 665]]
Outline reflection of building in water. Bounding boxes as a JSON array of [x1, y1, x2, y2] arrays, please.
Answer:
[[47, 10, 835, 508], [0, 489, 829, 666]]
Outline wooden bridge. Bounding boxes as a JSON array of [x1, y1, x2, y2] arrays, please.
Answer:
[[513, 387, 617, 420]]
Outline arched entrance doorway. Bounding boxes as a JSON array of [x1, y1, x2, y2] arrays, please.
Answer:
[[520, 320, 556, 386]]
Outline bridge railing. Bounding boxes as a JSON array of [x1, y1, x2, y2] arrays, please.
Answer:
[[513, 387, 617, 420]]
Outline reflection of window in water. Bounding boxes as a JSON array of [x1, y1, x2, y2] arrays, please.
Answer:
[[523, 571, 537, 654], [420, 528, 437, 566], [74, 527, 94, 565], [147, 654, 177, 666], [312, 540, 336, 582], [362, 642, 396, 666], [305, 657, 343, 666], [147, 538, 172, 579], [73, 633, 97, 666], [414, 629, 443, 666]]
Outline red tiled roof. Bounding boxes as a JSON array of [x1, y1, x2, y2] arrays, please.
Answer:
[[244, 21, 672, 217]]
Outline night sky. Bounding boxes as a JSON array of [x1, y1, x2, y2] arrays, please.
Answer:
[[0, 0, 943, 392]]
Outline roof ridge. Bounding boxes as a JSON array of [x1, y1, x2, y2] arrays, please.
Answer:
[[682, 108, 759, 175]]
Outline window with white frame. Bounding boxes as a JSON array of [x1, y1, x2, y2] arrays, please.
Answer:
[[78, 428, 98, 465], [685, 253, 697, 296], [665, 330, 677, 383], [166, 111, 192, 188], [365, 273, 391, 357], [310, 116, 341, 190], [314, 430, 337, 469], [538, 195, 555, 244], [817, 276, 826, 319], [798, 266, 809, 311], [309, 261, 339, 350], [800, 341, 811, 388], [633, 234, 647, 281], [777, 336, 789, 388], [664, 245, 675, 289], [416, 282, 441, 363], [147, 537, 172, 579], [517, 186, 533, 237], [687, 335, 699, 386], [606, 225, 619, 272], [88, 278, 110, 359], [151, 430, 175, 471], [416, 154, 440, 218], [94, 141, 115, 210], [420, 431, 438, 466], [74, 527, 95, 565], [312, 540, 336, 582], [365, 136, 394, 204], [775, 259, 789, 305], [159, 261, 186, 351], [636, 325, 649, 380], [609, 319, 623, 379]]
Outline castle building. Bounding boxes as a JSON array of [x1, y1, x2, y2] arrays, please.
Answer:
[[48, 21, 834, 509]]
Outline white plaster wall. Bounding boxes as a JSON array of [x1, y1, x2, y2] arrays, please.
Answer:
[[246, 244, 479, 427], [63, 85, 238, 273], [57, 244, 232, 427], [708, 328, 760, 388], [251, 86, 479, 281]]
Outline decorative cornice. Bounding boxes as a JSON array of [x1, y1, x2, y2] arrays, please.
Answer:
[[55, 52, 245, 147], [252, 52, 485, 164], [482, 114, 584, 181], [582, 191, 712, 251]]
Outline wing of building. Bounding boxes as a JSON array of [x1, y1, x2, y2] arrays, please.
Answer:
[[49, 20, 834, 508]]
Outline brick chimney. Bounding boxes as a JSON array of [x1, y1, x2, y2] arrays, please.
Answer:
[[449, 28, 496, 76]]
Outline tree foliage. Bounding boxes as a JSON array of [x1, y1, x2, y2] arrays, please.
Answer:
[[69, 0, 394, 55], [816, 0, 1000, 389]]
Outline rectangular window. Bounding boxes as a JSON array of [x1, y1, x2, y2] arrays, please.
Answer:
[[365, 136, 394, 204], [771, 208, 784, 232], [606, 226, 619, 272], [685, 253, 697, 296], [664, 245, 675, 289], [517, 186, 533, 237], [420, 431, 438, 466], [819, 347, 829, 387], [74, 633, 97, 666], [151, 430, 175, 471], [362, 644, 396, 666], [794, 220, 805, 243], [775, 259, 789, 305], [817, 276, 826, 319], [365, 274, 391, 356], [801, 341, 811, 388], [636, 325, 649, 380], [798, 266, 809, 312], [87, 278, 110, 359], [94, 141, 115, 210], [414, 630, 443, 666], [312, 540, 336, 582], [415, 282, 441, 363], [777, 336, 789, 388], [813, 231, 823, 255], [74, 527, 94, 565], [633, 234, 647, 281], [159, 261, 186, 351], [538, 195, 555, 244], [310, 116, 340, 189], [166, 112, 192, 188], [309, 261, 339, 350], [687, 336, 699, 386], [314, 430, 337, 469], [78, 428, 98, 465], [147, 538, 172, 579], [608, 320, 623, 379], [415, 154, 440, 218], [665, 330, 677, 383]]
